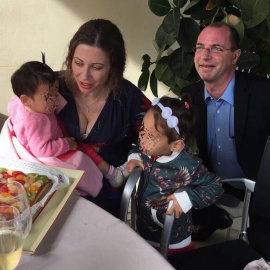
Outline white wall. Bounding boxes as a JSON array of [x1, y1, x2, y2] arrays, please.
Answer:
[[0, 0, 170, 116]]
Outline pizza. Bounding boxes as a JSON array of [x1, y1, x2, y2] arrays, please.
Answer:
[[0, 169, 52, 206]]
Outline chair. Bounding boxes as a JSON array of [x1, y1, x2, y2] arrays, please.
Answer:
[[166, 178, 263, 269], [120, 167, 142, 230], [120, 137, 270, 268], [120, 166, 173, 258]]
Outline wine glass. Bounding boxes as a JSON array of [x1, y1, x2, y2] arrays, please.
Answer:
[[0, 205, 23, 270], [0, 181, 32, 238]]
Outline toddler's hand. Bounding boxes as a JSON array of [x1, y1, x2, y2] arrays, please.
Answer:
[[126, 159, 144, 172], [166, 194, 184, 219], [64, 137, 78, 150]]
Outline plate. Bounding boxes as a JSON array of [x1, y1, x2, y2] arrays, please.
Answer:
[[23, 167, 84, 254]]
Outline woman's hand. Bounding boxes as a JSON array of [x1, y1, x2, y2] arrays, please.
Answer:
[[166, 194, 184, 219], [64, 137, 78, 150], [126, 159, 144, 172]]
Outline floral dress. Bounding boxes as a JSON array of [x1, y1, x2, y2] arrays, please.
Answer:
[[131, 147, 223, 246]]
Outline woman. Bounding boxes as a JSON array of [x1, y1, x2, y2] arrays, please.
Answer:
[[57, 19, 150, 217]]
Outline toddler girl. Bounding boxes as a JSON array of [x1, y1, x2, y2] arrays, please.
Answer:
[[126, 95, 223, 255]]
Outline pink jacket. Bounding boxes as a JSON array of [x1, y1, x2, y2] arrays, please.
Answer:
[[8, 96, 69, 158], [3, 96, 103, 197]]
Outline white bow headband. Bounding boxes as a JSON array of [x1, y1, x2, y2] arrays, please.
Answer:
[[151, 97, 180, 135]]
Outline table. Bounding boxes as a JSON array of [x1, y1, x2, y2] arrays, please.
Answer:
[[17, 193, 175, 270]]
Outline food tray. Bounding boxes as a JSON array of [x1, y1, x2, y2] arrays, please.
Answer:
[[23, 166, 84, 253]]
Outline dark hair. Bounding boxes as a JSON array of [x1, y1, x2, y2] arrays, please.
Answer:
[[207, 22, 240, 49], [150, 94, 195, 143], [64, 19, 126, 95], [11, 61, 56, 98]]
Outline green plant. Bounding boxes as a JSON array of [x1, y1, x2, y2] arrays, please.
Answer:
[[138, 0, 270, 97]]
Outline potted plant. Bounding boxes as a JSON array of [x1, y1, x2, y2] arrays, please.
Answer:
[[139, 0, 270, 97]]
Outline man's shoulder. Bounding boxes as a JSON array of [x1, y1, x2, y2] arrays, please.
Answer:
[[235, 71, 270, 99], [236, 70, 270, 85]]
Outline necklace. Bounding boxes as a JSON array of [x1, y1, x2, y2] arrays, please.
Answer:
[[79, 89, 109, 113], [84, 96, 99, 113]]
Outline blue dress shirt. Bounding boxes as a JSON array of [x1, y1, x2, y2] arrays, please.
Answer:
[[205, 75, 245, 179]]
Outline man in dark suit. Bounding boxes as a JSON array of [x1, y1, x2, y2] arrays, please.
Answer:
[[182, 22, 270, 242]]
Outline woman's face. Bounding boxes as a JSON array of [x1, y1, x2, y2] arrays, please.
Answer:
[[71, 44, 111, 94]]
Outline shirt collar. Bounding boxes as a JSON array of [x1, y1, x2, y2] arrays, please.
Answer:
[[155, 149, 182, 163], [204, 75, 235, 105]]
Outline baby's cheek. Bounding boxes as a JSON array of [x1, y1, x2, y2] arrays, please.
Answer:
[[45, 98, 59, 113], [45, 102, 56, 113], [45, 105, 55, 113]]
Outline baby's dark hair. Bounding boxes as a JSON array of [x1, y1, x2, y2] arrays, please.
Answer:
[[150, 94, 195, 143], [11, 61, 56, 98]]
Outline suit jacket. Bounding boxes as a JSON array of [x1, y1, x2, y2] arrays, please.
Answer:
[[182, 70, 270, 180]]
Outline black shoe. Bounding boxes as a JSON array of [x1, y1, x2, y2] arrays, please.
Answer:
[[192, 209, 233, 241]]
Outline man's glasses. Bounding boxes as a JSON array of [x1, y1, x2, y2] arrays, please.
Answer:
[[193, 46, 235, 54]]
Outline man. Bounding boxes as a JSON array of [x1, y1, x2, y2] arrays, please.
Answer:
[[182, 22, 270, 241]]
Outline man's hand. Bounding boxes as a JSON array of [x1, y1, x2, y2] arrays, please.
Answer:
[[166, 194, 184, 219], [126, 159, 144, 172]]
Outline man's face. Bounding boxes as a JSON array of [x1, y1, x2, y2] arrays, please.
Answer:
[[194, 26, 241, 86]]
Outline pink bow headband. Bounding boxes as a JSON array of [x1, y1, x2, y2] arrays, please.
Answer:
[[152, 97, 180, 135]]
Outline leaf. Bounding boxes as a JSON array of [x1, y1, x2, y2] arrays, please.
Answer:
[[216, 0, 225, 8], [227, 0, 240, 9], [167, 48, 174, 56], [170, 48, 194, 79], [223, 15, 245, 43], [138, 69, 150, 91], [148, 0, 171, 16], [155, 24, 177, 48], [163, 75, 176, 88], [175, 75, 193, 89], [184, 0, 202, 13], [141, 54, 151, 72], [257, 18, 270, 42], [189, 6, 217, 21], [240, 35, 256, 51], [237, 52, 260, 70], [171, 85, 182, 96], [155, 56, 174, 81], [162, 8, 180, 36], [173, 0, 188, 8], [241, 0, 270, 29], [245, 27, 259, 43], [152, 40, 166, 61], [184, 0, 209, 15], [206, 0, 217, 10], [177, 18, 200, 52], [150, 69, 158, 97]]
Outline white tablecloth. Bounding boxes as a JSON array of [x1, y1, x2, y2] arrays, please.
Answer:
[[17, 194, 175, 270]]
